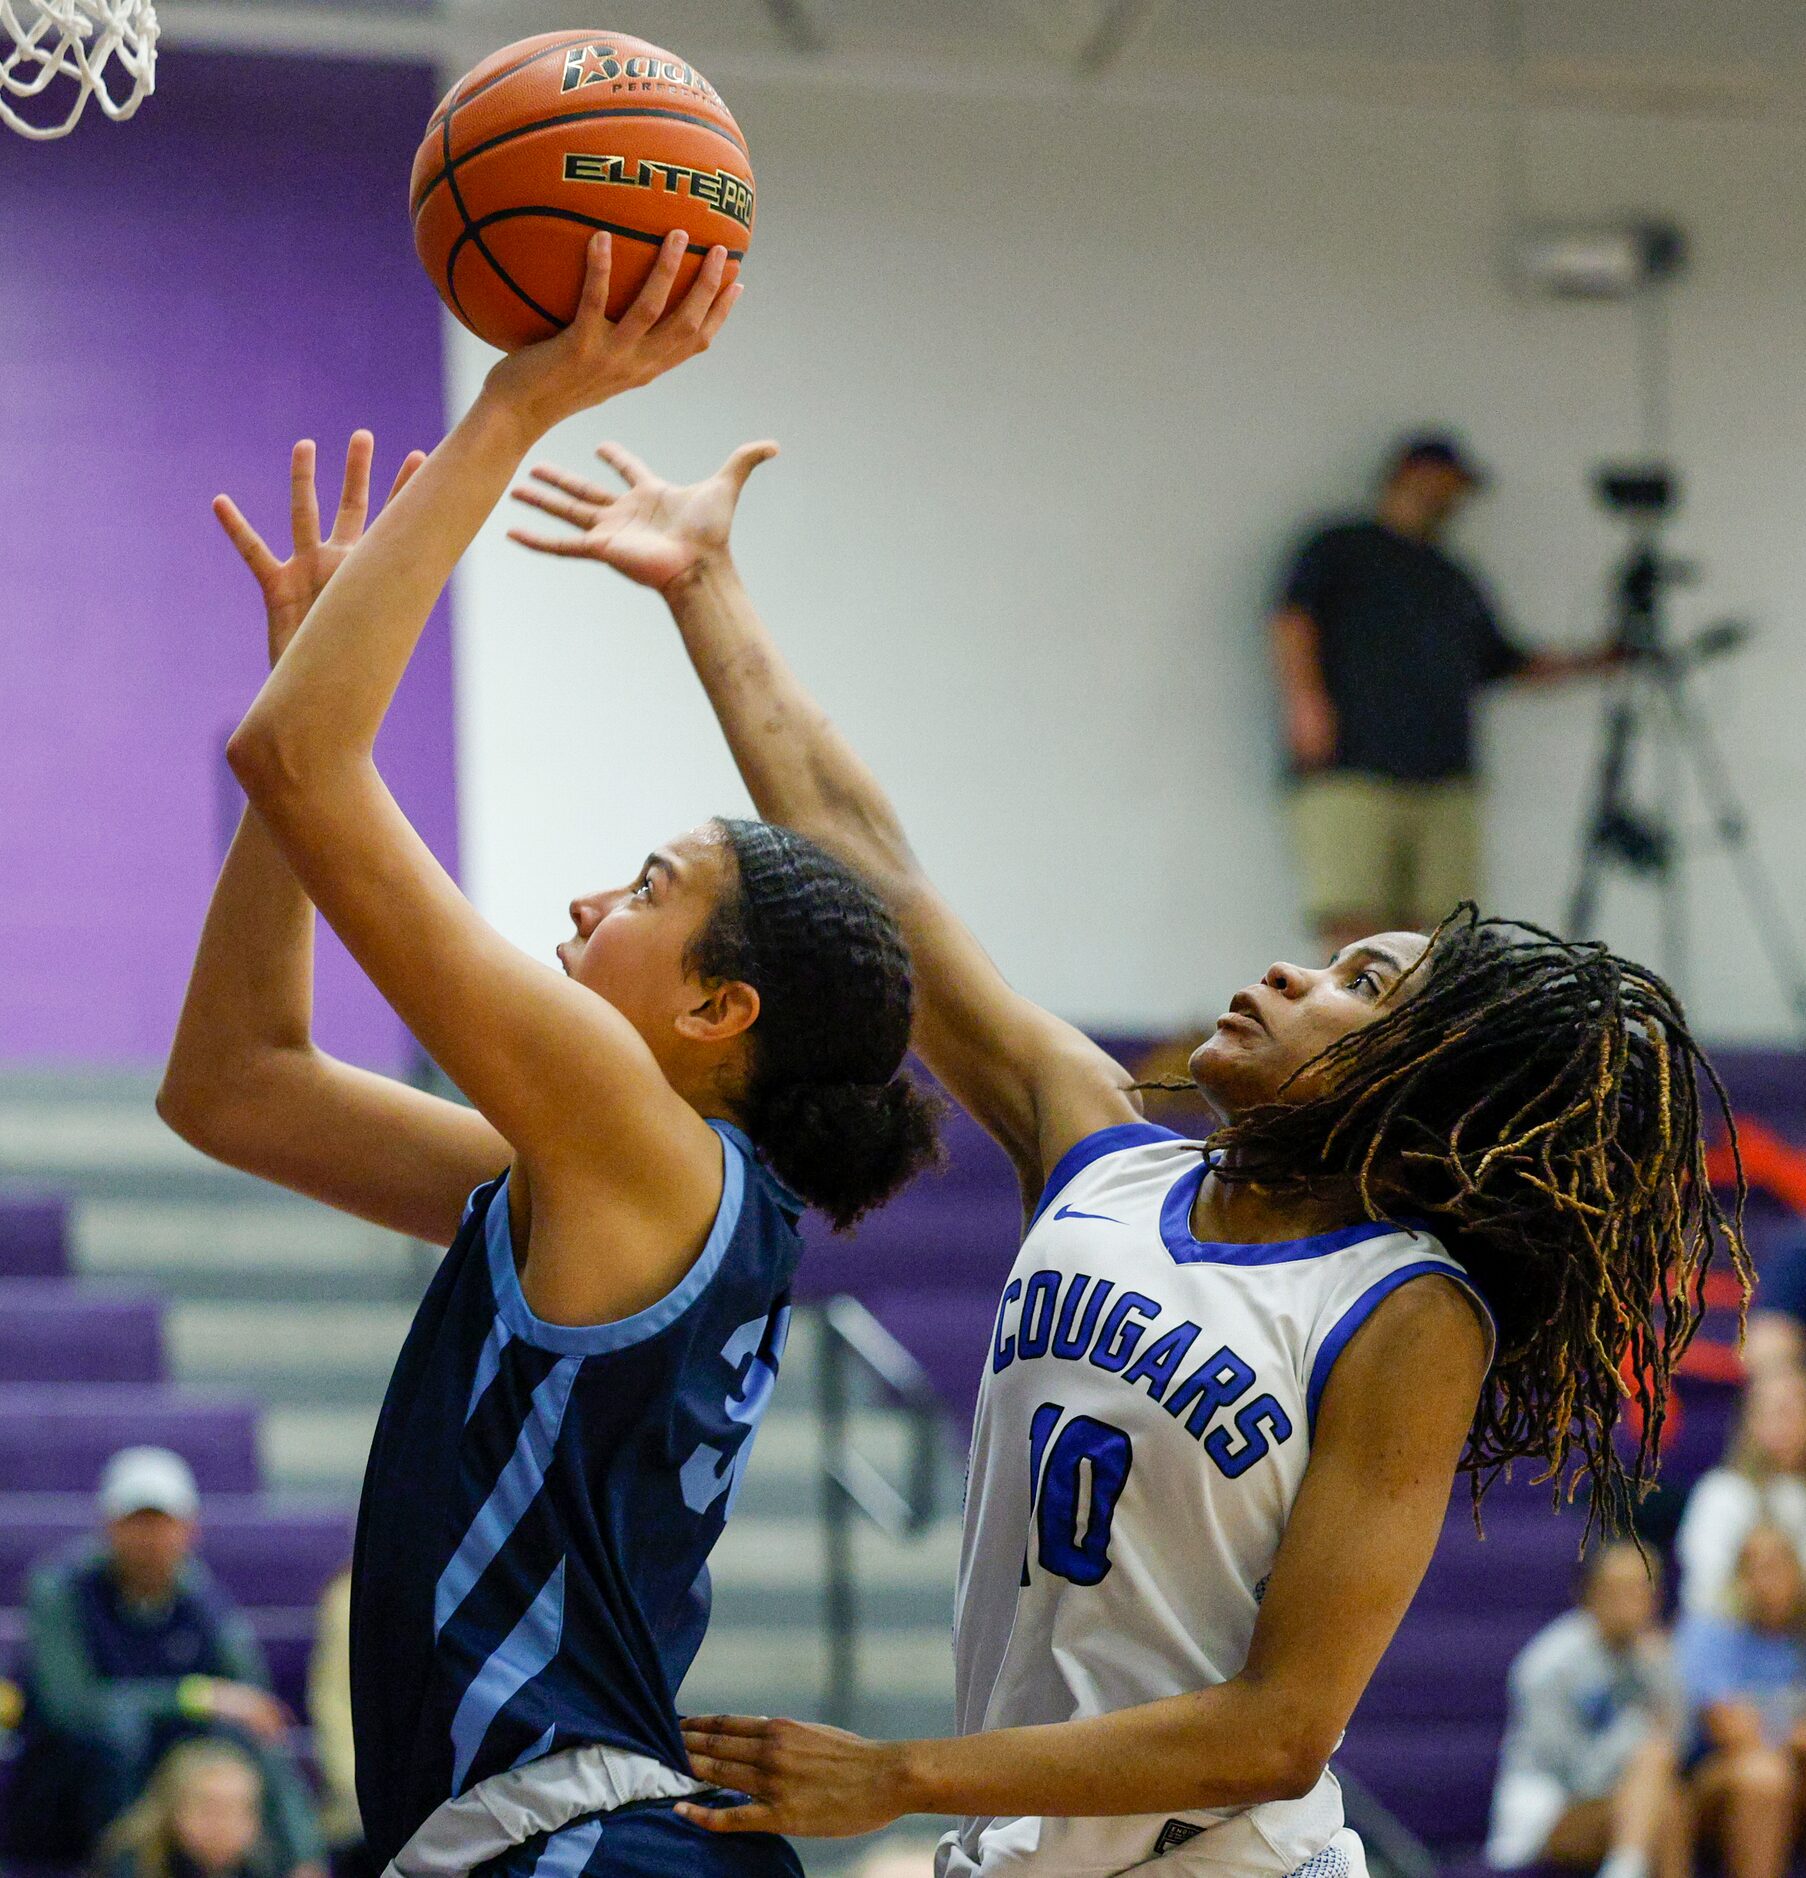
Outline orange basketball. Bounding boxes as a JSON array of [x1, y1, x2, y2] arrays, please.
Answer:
[[410, 31, 754, 353]]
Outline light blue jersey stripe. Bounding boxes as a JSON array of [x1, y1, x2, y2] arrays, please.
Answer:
[[466, 1319, 514, 1424], [530, 1814, 605, 1878], [512, 1720, 557, 1769], [435, 1356, 580, 1639], [449, 1556, 566, 1791]]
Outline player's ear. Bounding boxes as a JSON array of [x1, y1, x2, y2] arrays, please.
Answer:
[[678, 979, 759, 1047]]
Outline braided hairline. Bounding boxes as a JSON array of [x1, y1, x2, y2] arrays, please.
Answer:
[[695, 819, 915, 1093], [1151, 905, 1748, 1536]]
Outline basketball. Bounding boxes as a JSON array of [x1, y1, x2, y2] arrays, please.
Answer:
[[410, 31, 754, 353]]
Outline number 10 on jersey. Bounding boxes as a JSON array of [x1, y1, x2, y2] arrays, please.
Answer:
[[1027, 1402, 1134, 1586]]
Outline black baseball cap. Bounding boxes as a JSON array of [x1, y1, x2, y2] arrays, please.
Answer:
[[1389, 431, 1489, 487]]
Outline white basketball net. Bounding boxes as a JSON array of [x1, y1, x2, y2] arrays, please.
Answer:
[[0, 0, 157, 139]]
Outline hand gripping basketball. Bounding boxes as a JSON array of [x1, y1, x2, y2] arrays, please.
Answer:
[[483, 228, 740, 440], [507, 435, 776, 596]]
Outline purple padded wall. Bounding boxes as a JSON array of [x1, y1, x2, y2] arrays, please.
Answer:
[[0, 51, 455, 1069]]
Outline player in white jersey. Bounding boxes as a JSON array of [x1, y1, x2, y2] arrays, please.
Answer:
[[507, 441, 1747, 1878]]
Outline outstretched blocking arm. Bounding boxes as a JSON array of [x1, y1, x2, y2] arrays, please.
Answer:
[[677, 1274, 1490, 1834], [159, 434, 507, 1243], [508, 445, 1139, 1194], [667, 556, 1141, 1190]]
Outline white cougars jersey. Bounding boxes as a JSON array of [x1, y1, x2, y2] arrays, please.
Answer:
[[938, 1123, 1492, 1878]]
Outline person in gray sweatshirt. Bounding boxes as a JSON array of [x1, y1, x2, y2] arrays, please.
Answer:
[[1487, 1542, 1685, 1878]]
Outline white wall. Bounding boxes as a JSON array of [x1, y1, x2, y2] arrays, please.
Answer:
[[449, 73, 1806, 1040]]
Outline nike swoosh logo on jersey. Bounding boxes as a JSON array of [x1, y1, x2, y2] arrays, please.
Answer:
[[1054, 1203, 1120, 1225]]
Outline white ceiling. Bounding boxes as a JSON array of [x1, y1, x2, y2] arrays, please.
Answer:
[[153, 0, 1806, 120]]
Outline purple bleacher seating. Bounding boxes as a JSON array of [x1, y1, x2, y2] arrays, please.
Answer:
[[1713, 1048, 1806, 1135], [1743, 1189, 1806, 1264], [0, 1385, 260, 1494], [0, 1495, 352, 1609], [246, 1608, 318, 1716], [0, 1281, 164, 1385], [1414, 1504, 1577, 1615], [0, 1195, 70, 1280], [790, 1086, 1022, 1305], [919, 1102, 1019, 1194]]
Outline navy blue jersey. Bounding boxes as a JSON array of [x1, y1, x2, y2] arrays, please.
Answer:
[[349, 1121, 802, 1868]]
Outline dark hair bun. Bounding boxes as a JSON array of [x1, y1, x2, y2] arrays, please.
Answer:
[[752, 1073, 942, 1232]]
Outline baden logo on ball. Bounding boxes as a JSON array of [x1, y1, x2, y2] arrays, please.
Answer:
[[558, 40, 723, 102]]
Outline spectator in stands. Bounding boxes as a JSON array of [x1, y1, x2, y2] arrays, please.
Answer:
[[1486, 1541, 1685, 1878], [95, 1738, 274, 1878], [1675, 1366, 1806, 1617], [307, 1566, 365, 1877], [0, 1446, 324, 1874], [1674, 1524, 1806, 1878]]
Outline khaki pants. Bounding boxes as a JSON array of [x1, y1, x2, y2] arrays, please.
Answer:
[[1289, 772, 1481, 933]]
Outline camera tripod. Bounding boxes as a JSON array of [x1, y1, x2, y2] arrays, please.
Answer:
[[1567, 531, 1806, 1033]]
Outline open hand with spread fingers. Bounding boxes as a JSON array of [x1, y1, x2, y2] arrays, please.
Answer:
[[507, 437, 778, 596], [213, 431, 427, 664], [678, 1713, 914, 1840]]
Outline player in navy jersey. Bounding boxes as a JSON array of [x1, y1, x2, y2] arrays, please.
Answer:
[[506, 438, 1748, 1878], [159, 235, 937, 1878]]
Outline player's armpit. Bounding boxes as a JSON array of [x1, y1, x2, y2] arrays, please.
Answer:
[[883, 868, 1143, 1193], [1237, 1273, 1491, 1771]]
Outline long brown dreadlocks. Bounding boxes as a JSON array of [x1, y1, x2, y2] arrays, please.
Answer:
[[1149, 905, 1749, 1535]]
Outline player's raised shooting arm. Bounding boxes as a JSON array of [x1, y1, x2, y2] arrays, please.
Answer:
[[224, 238, 736, 1201], [504, 441, 1139, 1192], [679, 1273, 1489, 1833]]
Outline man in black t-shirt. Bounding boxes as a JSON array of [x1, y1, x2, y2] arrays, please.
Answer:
[[1270, 432, 1617, 956]]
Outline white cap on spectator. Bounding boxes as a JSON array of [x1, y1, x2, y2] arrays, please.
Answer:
[[98, 1446, 200, 1522]]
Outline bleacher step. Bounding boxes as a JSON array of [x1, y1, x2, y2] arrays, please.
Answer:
[[168, 1300, 416, 1404], [80, 1196, 423, 1305], [260, 1404, 381, 1493], [710, 1515, 961, 1594], [681, 1622, 955, 1726]]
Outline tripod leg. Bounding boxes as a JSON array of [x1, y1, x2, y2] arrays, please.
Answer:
[[1568, 680, 1642, 938], [1654, 717, 1689, 997], [1656, 669, 1806, 1031]]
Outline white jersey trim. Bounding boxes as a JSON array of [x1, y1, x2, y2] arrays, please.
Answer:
[[1030, 1121, 1183, 1231]]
